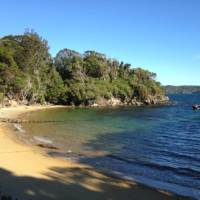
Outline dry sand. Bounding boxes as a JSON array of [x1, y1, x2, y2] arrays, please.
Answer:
[[0, 105, 189, 200]]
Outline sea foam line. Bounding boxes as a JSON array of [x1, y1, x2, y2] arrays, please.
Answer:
[[33, 136, 53, 144], [14, 123, 25, 133]]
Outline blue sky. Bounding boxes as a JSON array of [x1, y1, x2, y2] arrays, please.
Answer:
[[0, 0, 199, 85]]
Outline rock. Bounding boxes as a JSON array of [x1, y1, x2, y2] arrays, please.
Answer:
[[150, 99, 157, 104], [94, 97, 122, 107], [37, 143, 59, 150], [107, 98, 122, 106], [9, 100, 18, 107], [130, 98, 137, 105], [144, 95, 169, 105], [2, 97, 11, 107], [144, 99, 151, 105], [19, 100, 29, 105], [135, 101, 142, 106], [91, 103, 99, 107]]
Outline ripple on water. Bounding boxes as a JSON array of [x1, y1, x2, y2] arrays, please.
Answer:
[[21, 93, 200, 200]]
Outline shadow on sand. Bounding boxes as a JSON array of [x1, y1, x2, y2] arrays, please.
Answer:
[[0, 165, 187, 200]]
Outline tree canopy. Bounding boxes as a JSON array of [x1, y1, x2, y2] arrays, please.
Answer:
[[0, 31, 166, 106]]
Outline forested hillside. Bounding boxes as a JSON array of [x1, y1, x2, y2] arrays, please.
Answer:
[[165, 85, 200, 94], [0, 31, 168, 106]]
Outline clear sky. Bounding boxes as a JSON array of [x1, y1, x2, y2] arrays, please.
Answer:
[[0, 0, 199, 85]]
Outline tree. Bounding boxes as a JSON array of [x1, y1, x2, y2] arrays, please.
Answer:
[[45, 67, 66, 104], [0, 32, 166, 106], [0, 31, 59, 103], [83, 51, 109, 79], [55, 49, 84, 81]]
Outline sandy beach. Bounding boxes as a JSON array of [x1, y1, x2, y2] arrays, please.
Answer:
[[0, 105, 189, 200]]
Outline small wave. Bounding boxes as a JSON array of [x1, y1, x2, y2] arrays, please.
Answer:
[[33, 136, 53, 144], [106, 154, 200, 179], [14, 123, 25, 133]]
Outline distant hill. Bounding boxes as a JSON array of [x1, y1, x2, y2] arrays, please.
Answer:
[[165, 85, 200, 94]]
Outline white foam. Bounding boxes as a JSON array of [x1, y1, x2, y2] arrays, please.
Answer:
[[33, 136, 53, 144], [14, 123, 25, 133]]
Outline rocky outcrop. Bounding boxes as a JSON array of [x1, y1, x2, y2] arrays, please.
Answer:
[[144, 95, 169, 105], [127, 98, 143, 106], [91, 98, 123, 107], [0, 98, 18, 107], [0, 94, 169, 109], [90, 95, 169, 107]]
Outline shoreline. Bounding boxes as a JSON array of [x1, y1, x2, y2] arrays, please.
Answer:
[[0, 105, 190, 200]]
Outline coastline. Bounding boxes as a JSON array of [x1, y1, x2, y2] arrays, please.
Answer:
[[0, 105, 190, 200]]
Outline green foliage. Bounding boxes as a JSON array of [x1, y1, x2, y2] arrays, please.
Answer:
[[0, 31, 165, 106], [133, 84, 148, 100], [45, 68, 66, 104], [83, 51, 109, 79], [54, 48, 165, 105], [0, 46, 17, 68], [0, 31, 64, 104]]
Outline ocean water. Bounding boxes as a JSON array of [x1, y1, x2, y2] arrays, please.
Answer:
[[21, 94, 200, 199]]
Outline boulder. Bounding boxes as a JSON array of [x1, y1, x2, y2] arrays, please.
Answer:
[[9, 100, 18, 107], [144, 98, 151, 105], [107, 98, 122, 106]]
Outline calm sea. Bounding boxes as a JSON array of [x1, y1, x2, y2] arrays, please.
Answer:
[[20, 94, 200, 199]]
